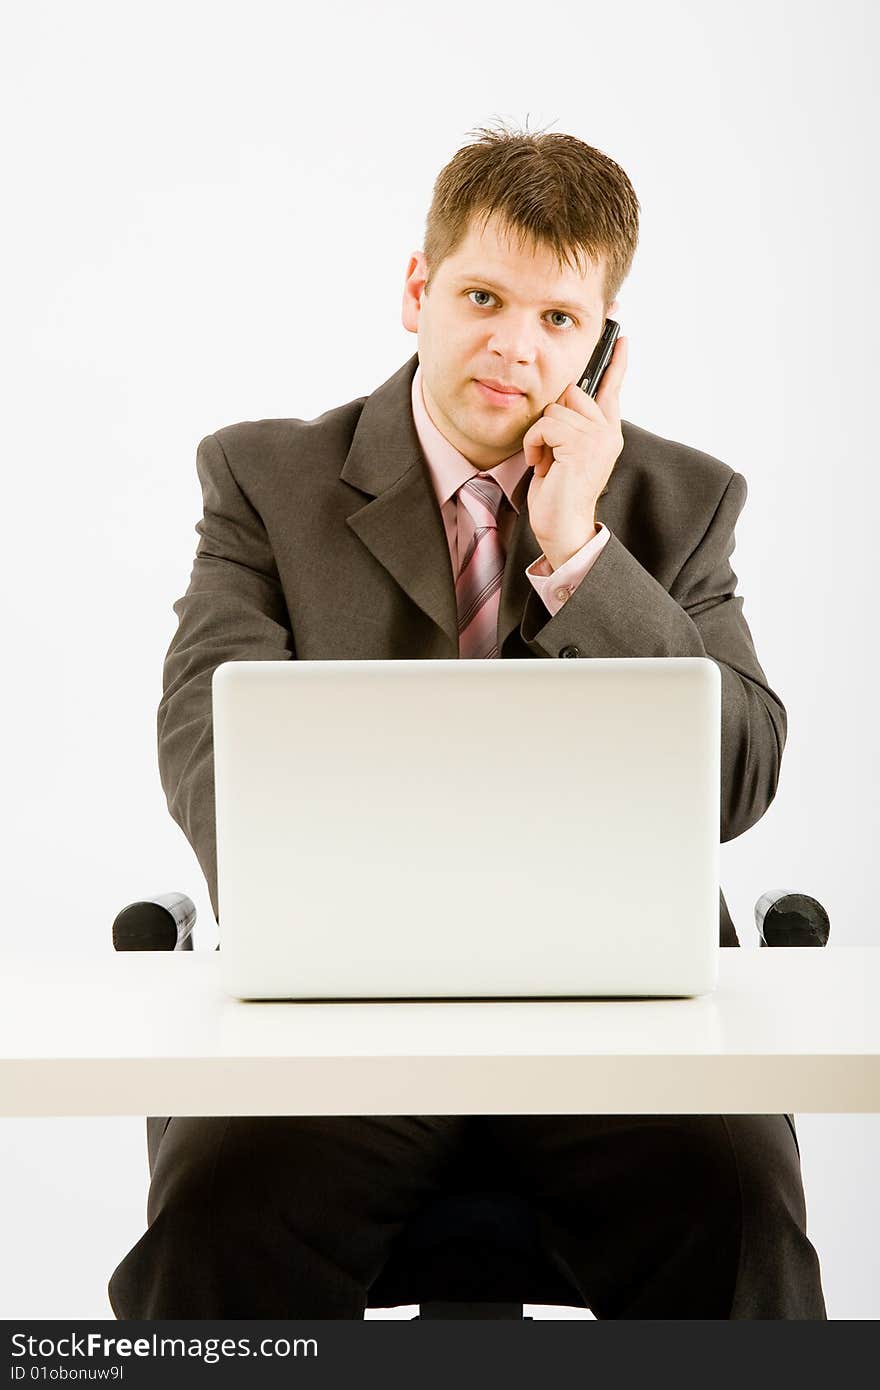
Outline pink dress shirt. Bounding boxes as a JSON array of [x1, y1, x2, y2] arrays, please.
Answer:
[[410, 365, 610, 631]]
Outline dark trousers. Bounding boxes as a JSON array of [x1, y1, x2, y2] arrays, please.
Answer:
[[108, 1112, 826, 1320]]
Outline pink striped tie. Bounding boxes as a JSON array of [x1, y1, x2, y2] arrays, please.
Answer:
[[455, 475, 506, 659]]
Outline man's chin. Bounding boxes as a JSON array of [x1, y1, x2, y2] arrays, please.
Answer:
[[468, 415, 527, 453], [433, 393, 523, 458], [458, 431, 527, 467]]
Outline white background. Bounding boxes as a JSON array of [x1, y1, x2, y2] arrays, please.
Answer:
[[1, 0, 877, 1319]]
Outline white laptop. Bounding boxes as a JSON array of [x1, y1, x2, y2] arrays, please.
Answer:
[[211, 658, 721, 1001]]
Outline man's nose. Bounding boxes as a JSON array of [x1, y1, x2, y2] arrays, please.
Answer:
[[486, 317, 539, 365]]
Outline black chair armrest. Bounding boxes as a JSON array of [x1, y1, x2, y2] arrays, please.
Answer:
[[110, 886, 830, 955], [112, 892, 196, 952], [755, 889, 830, 947]]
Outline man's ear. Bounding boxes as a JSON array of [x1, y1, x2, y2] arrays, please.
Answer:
[[606, 299, 619, 320], [401, 251, 428, 333]]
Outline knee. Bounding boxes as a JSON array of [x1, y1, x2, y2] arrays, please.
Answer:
[[149, 1117, 310, 1234], [146, 1117, 232, 1225], [150, 1116, 361, 1242], [721, 1114, 808, 1232], [660, 1117, 742, 1222]]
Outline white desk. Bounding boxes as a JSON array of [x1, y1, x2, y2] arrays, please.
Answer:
[[1, 948, 877, 1116]]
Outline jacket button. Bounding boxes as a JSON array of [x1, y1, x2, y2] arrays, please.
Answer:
[[559, 645, 580, 658]]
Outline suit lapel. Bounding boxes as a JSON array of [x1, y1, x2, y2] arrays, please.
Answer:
[[341, 355, 459, 649]]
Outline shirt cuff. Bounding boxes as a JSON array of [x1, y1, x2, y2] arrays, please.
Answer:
[[525, 524, 611, 617]]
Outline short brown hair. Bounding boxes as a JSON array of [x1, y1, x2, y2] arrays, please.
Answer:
[[423, 118, 640, 310]]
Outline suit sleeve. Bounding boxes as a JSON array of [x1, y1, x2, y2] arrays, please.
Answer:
[[519, 471, 786, 842], [157, 432, 294, 922]]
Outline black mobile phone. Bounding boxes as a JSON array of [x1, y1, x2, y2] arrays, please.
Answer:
[[577, 318, 620, 397]]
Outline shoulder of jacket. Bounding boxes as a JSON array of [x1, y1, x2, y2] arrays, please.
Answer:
[[620, 418, 742, 500], [202, 393, 368, 466]]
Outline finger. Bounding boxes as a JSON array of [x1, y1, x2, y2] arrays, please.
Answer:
[[522, 425, 551, 473], [523, 434, 562, 473], [545, 402, 592, 431], [531, 456, 553, 479], [594, 335, 627, 421], [561, 380, 604, 420], [523, 419, 573, 453], [522, 419, 573, 473]]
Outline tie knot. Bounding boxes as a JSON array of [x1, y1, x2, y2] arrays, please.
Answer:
[[459, 475, 505, 527]]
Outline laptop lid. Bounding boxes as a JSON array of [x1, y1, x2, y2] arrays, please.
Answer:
[[212, 658, 720, 1000]]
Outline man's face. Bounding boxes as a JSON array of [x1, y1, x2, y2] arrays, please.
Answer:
[[401, 213, 618, 469]]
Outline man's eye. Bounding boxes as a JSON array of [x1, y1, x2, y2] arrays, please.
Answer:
[[466, 291, 575, 329]]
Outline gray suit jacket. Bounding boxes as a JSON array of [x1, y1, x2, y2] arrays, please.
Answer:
[[158, 351, 787, 948]]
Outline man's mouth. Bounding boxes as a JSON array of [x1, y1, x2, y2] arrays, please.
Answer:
[[475, 379, 526, 406]]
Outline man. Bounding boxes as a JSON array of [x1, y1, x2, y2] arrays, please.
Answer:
[[109, 123, 826, 1319]]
